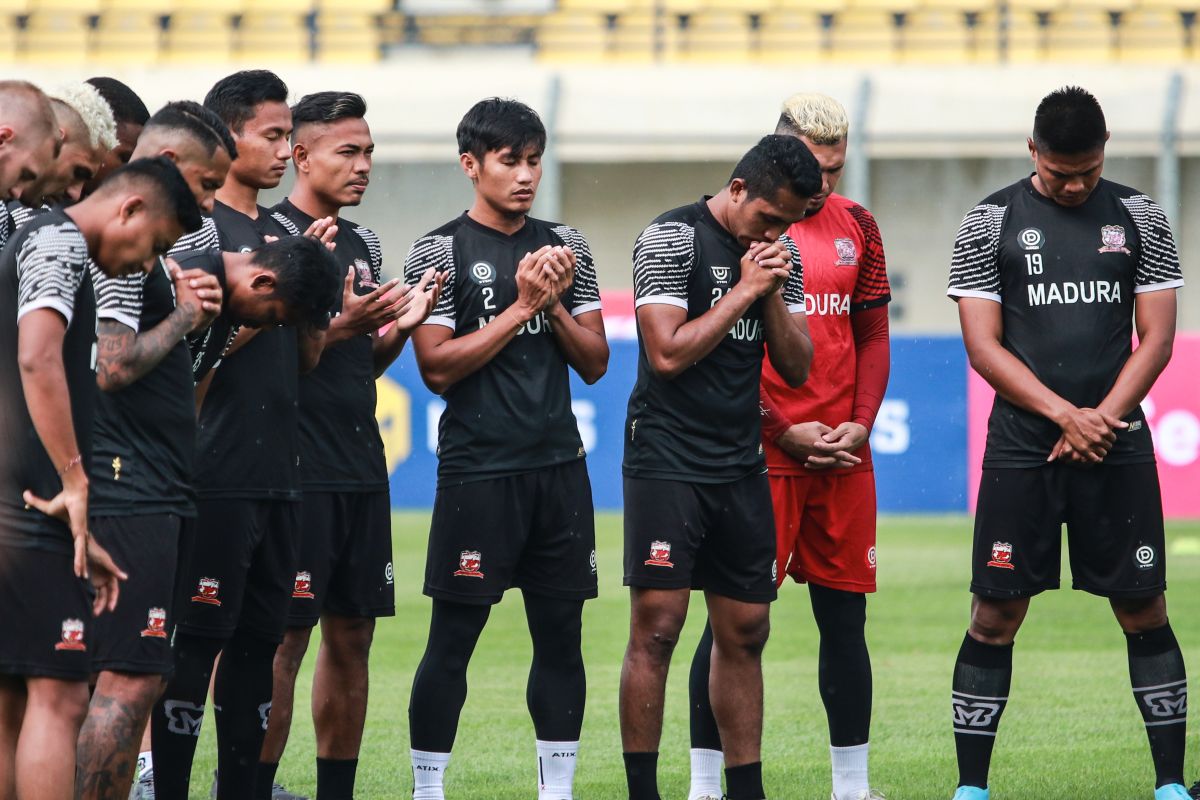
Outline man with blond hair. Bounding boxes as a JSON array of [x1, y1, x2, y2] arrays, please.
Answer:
[[0, 81, 59, 208], [687, 92, 890, 800]]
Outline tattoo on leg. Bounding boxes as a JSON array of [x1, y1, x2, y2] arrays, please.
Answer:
[[77, 692, 149, 800]]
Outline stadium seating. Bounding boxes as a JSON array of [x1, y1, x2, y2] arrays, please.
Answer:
[[2, 0, 1200, 63]]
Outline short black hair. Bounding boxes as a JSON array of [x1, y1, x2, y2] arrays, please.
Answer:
[[291, 91, 367, 138], [145, 100, 238, 160], [251, 236, 340, 330], [1032, 86, 1107, 155], [203, 70, 289, 134], [456, 97, 546, 160], [102, 155, 203, 234], [86, 77, 149, 127], [731, 134, 822, 203]]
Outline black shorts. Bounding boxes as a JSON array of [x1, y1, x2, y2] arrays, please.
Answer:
[[0, 544, 93, 680], [972, 462, 1166, 599], [424, 461, 597, 605], [90, 514, 193, 674], [623, 473, 778, 604], [176, 498, 301, 643], [288, 491, 395, 627]]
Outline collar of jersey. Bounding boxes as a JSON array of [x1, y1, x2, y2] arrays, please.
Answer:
[[459, 211, 532, 242]]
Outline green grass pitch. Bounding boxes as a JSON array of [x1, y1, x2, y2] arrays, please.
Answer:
[[187, 513, 1200, 799]]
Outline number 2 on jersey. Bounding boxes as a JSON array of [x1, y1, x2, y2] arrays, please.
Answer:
[[482, 287, 496, 310]]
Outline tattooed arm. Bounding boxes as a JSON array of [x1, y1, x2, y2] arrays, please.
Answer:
[[96, 265, 222, 392]]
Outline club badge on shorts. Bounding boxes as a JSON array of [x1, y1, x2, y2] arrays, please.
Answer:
[[191, 577, 222, 605], [1098, 225, 1131, 255], [644, 540, 674, 568], [987, 541, 1015, 570], [55, 618, 86, 651], [454, 550, 484, 578], [293, 571, 315, 599], [141, 607, 167, 639]]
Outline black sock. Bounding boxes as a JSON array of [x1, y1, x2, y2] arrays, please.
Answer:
[[810, 584, 872, 746], [408, 600, 491, 752], [622, 751, 660, 800], [255, 761, 278, 800], [316, 757, 358, 800], [952, 631, 1012, 790], [151, 632, 224, 799], [688, 620, 722, 751], [523, 591, 587, 741], [1127, 623, 1187, 788], [725, 761, 765, 800], [213, 631, 279, 800]]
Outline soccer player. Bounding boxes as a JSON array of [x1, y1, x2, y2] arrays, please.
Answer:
[[620, 134, 820, 800], [84, 77, 151, 194], [945, 87, 1187, 800], [150, 70, 339, 800], [30, 83, 118, 207], [404, 97, 608, 800], [686, 94, 891, 800], [0, 156, 202, 800], [0, 81, 58, 204], [75, 100, 237, 800], [261, 90, 440, 800]]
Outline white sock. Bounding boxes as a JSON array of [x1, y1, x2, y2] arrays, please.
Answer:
[[136, 750, 153, 779], [411, 749, 451, 800], [831, 742, 869, 800], [535, 739, 578, 800], [688, 747, 724, 799]]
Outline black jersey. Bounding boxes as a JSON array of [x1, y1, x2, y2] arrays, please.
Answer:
[[948, 176, 1184, 467], [89, 258, 196, 517], [403, 213, 602, 486], [272, 198, 388, 491], [190, 201, 301, 501], [0, 211, 96, 553], [622, 198, 804, 483]]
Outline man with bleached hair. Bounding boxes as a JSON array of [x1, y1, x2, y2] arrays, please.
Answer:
[[687, 92, 891, 800]]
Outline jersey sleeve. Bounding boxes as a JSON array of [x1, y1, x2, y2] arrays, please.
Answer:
[[779, 233, 804, 312], [16, 223, 89, 324], [270, 211, 302, 238], [1120, 195, 1185, 293], [552, 224, 602, 316], [168, 215, 219, 259], [353, 225, 384, 285], [847, 204, 891, 311], [947, 203, 1006, 303], [404, 234, 456, 330], [92, 264, 145, 332], [632, 221, 694, 310]]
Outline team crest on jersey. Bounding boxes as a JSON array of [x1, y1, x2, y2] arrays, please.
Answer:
[[191, 577, 221, 605], [987, 542, 1015, 570], [709, 266, 732, 285], [353, 258, 377, 289], [644, 540, 674, 568], [1018, 227, 1044, 251], [141, 607, 168, 639], [1099, 225, 1131, 254], [833, 237, 858, 266], [55, 618, 86, 651], [468, 261, 496, 286], [292, 571, 315, 599], [454, 550, 484, 578]]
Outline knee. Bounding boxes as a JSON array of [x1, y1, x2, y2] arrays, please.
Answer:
[[1113, 595, 1168, 633], [715, 613, 771, 659], [810, 586, 866, 640], [969, 602, 1023, 644], [323, 617, 375, 665], [629, 614, 686, 666]]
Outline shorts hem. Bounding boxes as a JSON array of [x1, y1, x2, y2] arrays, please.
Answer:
[[288, 605, 397, 628], [1073, 582, 1166, 599], [623, 575, 691, 591], [90, 660, 172, 676], [0, 662, 89, 681], [698, 586, 777, 604], [791, 574, 878, 594], [174, 622, 236, 640], [970, 582, 1053, 599], [423, 586, 503, 606], [512, 581, 598, 601]]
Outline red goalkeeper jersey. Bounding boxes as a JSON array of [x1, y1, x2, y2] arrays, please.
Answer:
[[762, 193, 891, 475]]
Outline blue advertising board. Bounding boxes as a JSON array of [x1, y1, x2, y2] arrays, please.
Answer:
[[378, 336, 969, 512]]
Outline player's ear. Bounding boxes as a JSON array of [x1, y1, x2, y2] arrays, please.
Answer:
[[249, 272, 277, 293], [729, 177, 746, 205], [0, 125, 13, 146], [118, 194, 146, 222], [292, 142, 308, 172], [1026, 137, 1037, 160], [459, 152, 478, 181]]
